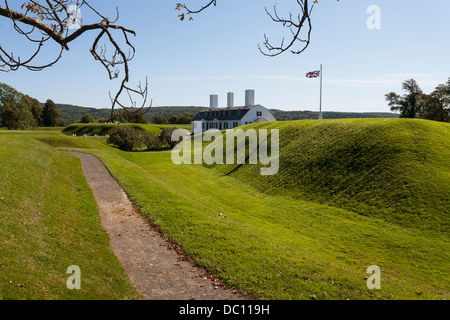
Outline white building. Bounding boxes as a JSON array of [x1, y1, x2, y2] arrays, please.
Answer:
[[191, 90, 277, 133]]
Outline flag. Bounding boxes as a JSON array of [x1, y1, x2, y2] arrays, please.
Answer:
[[306, 70, 320, 78]]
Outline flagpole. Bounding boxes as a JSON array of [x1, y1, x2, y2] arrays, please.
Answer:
[[319, 64, 323, 120]]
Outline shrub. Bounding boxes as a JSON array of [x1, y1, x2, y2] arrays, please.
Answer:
[[152, 115, 168, 124], [80, 113, 95, 123], [142, 132, 161, 150], [107, 126, 142, 151], [159, 127, 181, 148]]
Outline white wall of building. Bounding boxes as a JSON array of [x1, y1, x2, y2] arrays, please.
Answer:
[[191, 105, 276, 133], [240, 105, 276, 125]]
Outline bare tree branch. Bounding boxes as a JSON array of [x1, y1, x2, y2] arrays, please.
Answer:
[[177, 0, 340, 57], [0, 1, 150, 119]]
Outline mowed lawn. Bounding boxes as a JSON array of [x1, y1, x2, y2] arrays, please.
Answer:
[[0, 131, 139, 299], [1, 118, 449, 300], [56, 123, 449, 300]]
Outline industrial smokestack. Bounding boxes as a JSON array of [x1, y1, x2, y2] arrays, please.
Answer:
[[210, 94, 218, 109], [245, 89, 255, 107], [227, 92, 234, 109]]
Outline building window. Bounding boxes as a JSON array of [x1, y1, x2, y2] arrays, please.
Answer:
[[257, 111, 262, 117]]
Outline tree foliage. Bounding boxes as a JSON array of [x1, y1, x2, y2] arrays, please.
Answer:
[[0, 82, 23, 106], [0, 83, 41, 128], [141, 132, 161, 150], [418, 81, 450, 122], [26, 95, 43, 126], [42, 99, 65, 127], [386, 78, 450, 122], [0, 96, 37, 129], [168, 113, 195, 124], [107, 126, 143, 151], [152, 115, 168, 124], [111, 109, 149, 124], [159, 127, 180, 148], [80, 113, 95, 124]]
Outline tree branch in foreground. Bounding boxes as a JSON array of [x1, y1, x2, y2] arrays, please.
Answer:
[[0, 1, 151, 119]]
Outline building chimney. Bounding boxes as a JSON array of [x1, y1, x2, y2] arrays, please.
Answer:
[[245, 89, 255, 107], [227, 92, 234, 109], [210, 94, 218, 109]]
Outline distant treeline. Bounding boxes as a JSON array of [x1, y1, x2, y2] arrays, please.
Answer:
[[56, 104, 204, 124], [270, 110, 399, 121], [56, 104, 398, 124]]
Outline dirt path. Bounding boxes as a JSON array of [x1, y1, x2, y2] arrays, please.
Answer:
[[66, 151, 242, 300]]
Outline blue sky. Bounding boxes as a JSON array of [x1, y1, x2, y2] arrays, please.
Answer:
[[1, 0, 449, 112]]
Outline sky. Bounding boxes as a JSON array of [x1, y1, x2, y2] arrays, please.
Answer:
[[1, 0, 449, 113]]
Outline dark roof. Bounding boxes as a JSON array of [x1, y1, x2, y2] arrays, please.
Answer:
[[192, 105, 256, 121]]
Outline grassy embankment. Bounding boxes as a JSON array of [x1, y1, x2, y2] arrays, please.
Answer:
[[1, 118, 448, 300], [206, 118, 450, 233], [52, 118, 449, 300], [0, 130, 139, 299]]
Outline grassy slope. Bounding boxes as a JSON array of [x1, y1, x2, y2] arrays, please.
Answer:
[[207, 119, 450, 233], [54, 118, 449, 300], [0, 131, 138, 299], [3, 118, 448, 300]]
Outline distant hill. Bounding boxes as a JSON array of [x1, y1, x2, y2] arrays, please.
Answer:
[[54, 104, 204, 124], [56, 104, 111, 124], [54, 103, 398, 124]]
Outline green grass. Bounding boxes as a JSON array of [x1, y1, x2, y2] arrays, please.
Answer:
[[1, 118, 448, 300], [206, 118, 450, 232], [0, 133, 139, 299], [54, 118, 449, 300], [62, 123, 191, 136]]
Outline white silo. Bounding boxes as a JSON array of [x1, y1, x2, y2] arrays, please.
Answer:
[[245, 89, 255, 107], [210, 94, 218, 109], [227, 92, 234, 109]]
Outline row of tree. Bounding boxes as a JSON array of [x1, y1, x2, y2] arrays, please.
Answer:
[[0, 82, 194, 129], [79, 111, 196, 125], [0, 83, 66, 129], [153, 113, 195, 124], [386, 78, 450, 122]]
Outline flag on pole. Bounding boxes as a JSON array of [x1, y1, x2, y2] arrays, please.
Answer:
[[306, 70, 320, 78], [306, 65, 323, 119]]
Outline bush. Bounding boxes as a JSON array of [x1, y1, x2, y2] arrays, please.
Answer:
[[152, 115, 168, 124], [159, 127, 181, 148], [80, 113, 95, 123], [107, 126, 142, 151], [142, 132, 161, 150], [112, 109, 148, 124]]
